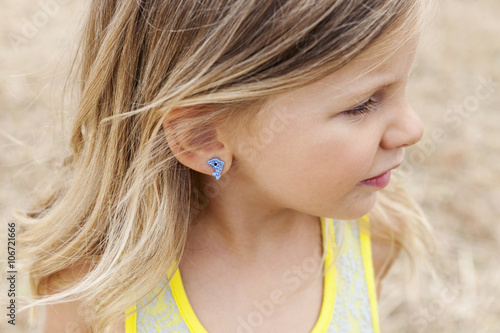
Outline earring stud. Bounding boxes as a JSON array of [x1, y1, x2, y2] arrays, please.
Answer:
[[207, 157, 224, 180]]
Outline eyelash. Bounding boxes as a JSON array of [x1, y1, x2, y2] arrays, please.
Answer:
[[342, 98, 378, 117]]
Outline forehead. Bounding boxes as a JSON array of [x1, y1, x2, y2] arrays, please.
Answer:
[[260, 32, 420, 113], [319, 33, 420, 93]]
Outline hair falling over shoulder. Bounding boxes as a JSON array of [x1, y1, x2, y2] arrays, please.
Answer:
[[15, 0, 435, 331]]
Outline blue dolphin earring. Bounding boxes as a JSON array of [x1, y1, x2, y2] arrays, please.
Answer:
[[207, 157, 224, 180]]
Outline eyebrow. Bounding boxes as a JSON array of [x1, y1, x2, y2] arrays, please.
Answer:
[[364, 79, 394, 94], [342, 74, 398, 101], [349, 60, 417, 97]]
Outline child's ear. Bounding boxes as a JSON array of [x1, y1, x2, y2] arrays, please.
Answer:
[[162, 106, 232, 178]]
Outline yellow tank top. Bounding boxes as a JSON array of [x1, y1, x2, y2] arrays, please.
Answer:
[[125, 215, 380, 332]]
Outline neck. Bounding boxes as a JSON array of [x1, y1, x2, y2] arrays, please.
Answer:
[[185, 176, 320, 262]]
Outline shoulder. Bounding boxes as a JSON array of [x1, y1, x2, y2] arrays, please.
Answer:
[[366, 211, 404, 300], [42, 261, 125, 333], [42, 260, 94, 333]]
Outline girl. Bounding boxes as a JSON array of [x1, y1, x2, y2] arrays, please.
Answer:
[[17, 0, 435, 332]]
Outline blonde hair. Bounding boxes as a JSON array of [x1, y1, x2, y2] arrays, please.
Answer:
[[16, 0, 435, 331]]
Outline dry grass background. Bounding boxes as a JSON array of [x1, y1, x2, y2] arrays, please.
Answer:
[[1, 0, 499, 332]]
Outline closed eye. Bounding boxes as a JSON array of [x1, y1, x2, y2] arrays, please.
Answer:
[[342, 98, 378, 117]]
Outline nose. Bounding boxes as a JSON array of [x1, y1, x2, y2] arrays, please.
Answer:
[[380, 100, 424, 149]]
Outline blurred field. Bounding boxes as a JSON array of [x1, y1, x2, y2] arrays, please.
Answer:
[[1, 0, 499, 332]]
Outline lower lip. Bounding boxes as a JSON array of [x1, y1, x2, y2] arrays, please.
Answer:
[[360, 171, 391, 188]]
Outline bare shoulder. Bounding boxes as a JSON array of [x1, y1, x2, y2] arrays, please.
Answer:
[[367, 211, 404, 300], [42, 261, 125, 333]]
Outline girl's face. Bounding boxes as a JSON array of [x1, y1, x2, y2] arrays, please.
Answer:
[[231, 35, 423, 220]]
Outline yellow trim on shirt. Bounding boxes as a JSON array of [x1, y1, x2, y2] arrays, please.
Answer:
[[358, 214, 380, 333], [171, 268, 209, 333], [125, 304, 137, 333], [124, 215, 379, 333], [310, 216, 336, 332]]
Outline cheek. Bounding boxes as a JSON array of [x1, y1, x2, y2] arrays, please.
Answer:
[[303, 134, 376, 186], [249, 118, 377, 194]]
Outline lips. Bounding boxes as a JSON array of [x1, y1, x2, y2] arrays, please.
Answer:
[[359, 161, 403, 189], [360, 171, 391, 188], [363, 161, 403, 181]]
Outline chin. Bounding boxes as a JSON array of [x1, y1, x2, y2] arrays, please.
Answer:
[[328, 192, 377, 221]]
